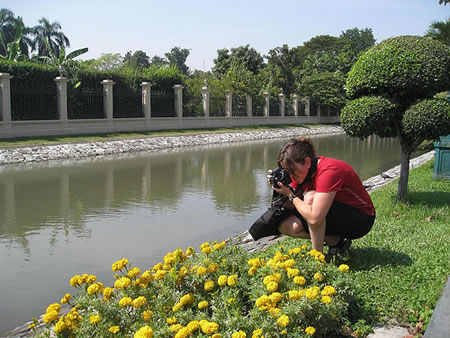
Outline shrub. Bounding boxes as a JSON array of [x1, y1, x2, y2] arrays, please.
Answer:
[[34, 241, 356, 337]]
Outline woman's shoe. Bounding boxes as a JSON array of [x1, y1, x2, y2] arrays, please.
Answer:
[[327, 238, 352, 256]]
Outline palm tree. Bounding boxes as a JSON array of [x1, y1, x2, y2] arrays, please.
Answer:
[[0, 8, 32, 58], [425, 19, 450, 47], [31, 17, 70, 57]]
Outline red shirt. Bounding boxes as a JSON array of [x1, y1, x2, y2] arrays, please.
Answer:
[[302, 156, 375, 216]]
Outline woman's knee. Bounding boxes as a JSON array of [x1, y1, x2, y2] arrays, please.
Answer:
[[279, 216, 307, 237]]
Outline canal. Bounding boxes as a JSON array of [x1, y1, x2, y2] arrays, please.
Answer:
[[0, 133, 416, 332]]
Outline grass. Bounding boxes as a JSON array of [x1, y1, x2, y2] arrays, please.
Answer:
[[0, 123, 334, 148], [281, 160, 449, 335]]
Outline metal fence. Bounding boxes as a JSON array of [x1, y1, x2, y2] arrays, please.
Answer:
[[210, 96, 226, 117], [252, 97, 265, 116], [285, 98, 295, 116], [10, 82, 58, 121], [113, 88, 142, 118], [232, 96, 247, 117], [310, 99, 318, 116], [269, 97, 279, 116], [68, 86, 104, 119], [183, 95, 203, 117], [298, 99, 306, 116], [151, 90, 175, 117]]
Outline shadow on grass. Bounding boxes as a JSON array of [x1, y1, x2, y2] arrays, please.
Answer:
[[340, 247, 412, 272], [406, 191, 450, 208]]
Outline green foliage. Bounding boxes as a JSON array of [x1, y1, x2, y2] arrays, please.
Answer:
[[213, 45, 264, 76], [425, 18, 450, 47], [0, 58, 58, 85], [298, 72, 347, 110], [341, 96, 399, 138], [340, 28, 376, 57], [165, 46, 190, 75], [31, 17, 70, 57], [123, 50, 150, 69], [346, 36, 450, 103], [402, 98, 450, 145]]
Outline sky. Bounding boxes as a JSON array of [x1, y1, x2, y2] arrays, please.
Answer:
[[2, 0, 449, 71]]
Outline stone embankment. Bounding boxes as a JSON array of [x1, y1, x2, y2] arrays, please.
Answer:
[[0, 126, 343, 165]]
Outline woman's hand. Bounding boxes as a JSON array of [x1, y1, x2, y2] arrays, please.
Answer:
[[272, 182, 292, 197]]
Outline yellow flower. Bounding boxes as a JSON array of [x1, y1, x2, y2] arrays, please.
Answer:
[[306, 286, 320, 300], [180, 293, 194, 305], [232, 330, 247, 337], [133, 296, 147, 308], [313, 272, 324, 282], [276, 315, 290, 327], [227, 298, 236, 304], [218, 275, 228, 286], [170, 324, 183, 333], [248, 267, 257, 275], [109, 326, 120, 334], [89, 314, 101, 324], [60, 293, 71, 304], [252, 329, 264, 338], [305, 326, 316, 335], [255, 295, 269, 308], [185, 247, 195, 256], [114, 277, 131, 289], [128, 267, 141, 278], [288, 290, 301, 300], [211, 334, 222, 338], [227, 274, 238, 286], [111, 258, 128, 272], [197, 266, 207, 275], [200, 242, 210, 249], [200, 320, 219, 334], [293, 276, 306, 285], [268, 307, 281, 317], [134, 326, 153, 338], [54, 319, 65, 334], [269, 292, 282, 303], [119, 296, 133, 307], [172, 302, 182, 312], [321, 296, 332, 304], [198, 301, 209, 310], [142, 310, 154, 322], [338, 264, 350, 272], [287, 268, 299, 278], [46, 303, 61, 314], [204, 280, 215, 291], [321, 285, 336, 296], [266, 281, 278, 292], [167, 316, 178, 324], [103, 287, 114, 301], [43, 310, 59, 324], [202, 246, 212, 254], [154, 269, 167, 280], [28, 323, 36, 330], [208, 263, 219, 273]]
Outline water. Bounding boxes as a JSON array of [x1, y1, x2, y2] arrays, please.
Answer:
[[0, 134, 417, 332]]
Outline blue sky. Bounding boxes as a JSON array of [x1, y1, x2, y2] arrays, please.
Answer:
[[2, 0, 448, 71]]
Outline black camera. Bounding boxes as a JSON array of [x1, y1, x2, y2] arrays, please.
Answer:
[[269, 167, 291, 187]]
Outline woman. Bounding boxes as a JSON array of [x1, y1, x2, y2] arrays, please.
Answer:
[[272, 137, 375, 254]]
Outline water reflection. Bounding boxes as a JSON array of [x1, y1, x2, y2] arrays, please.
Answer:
[[0, 134, 416, 332]]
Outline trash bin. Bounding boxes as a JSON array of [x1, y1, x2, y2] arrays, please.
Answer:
[[433, 135, 450, 179]]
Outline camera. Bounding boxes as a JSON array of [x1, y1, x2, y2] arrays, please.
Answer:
[[269, 167, 291, 187]]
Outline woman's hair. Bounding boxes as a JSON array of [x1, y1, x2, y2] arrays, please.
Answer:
[[277, 137, 316, 173]]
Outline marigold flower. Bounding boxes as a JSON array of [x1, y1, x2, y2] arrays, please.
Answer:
[[321, 285, 336, 296], [227, 298, 236, 304], [207, 263, 219, 273], [170, 324, 183, 333], [203, 279, 214, 291], [252, 329, 264, 338], [218, 275, 228, 286], [187, 320, 199, 332], [152, 262, 163, 271], [269, 307, 281, 317], [313, 272, 324, 282], [154, 269, 167, 280], [293, 276, 306, 285], [134, 326, 153, 338], [28, 323, 36, 329], [46, 303, 61, 314], [232, 330, 247, 338], [109, 326, 120, 334], [269, 292, 282, 303], [119, 296, 132, 307], [185, 247, 195, 256], [114, 277, 131, 289], [321, 295, 332, 304], [211, 334, 222, 338], [255, 295, 269, 308], [167, 316, 177, 324], [103, 287, 114, 300], [227, 274, 238, 286], [202, 246, 212, 254], [306, 286, 320, 300], [287, 268, 300, 278], [111, 258, 128, 272], [288, 290, 300, 300], [197, 266, 207, 275], [338, 264, 350, 272], [128, 267, 141, 278], [142, 310, 154, 322], [266, 281, 278, 292], [60, 293, 71, 304], [172, 302, 182, 312], [248, 267, 257, 275], [198, 300, 209, 310], [200, 320, 219, 334], [69, 275, 81, 287], [276, 314, 290, 327], [54, 319, 65, 334], [89, 314, 101, 324], [200, 242, 210, 249], [180, 293, 194, 305], [133, 296, 147, 308], [305, 326, 316, 335], [43, 310, 59, 324]]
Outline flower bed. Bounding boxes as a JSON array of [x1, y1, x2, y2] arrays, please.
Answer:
[[33, 240, 355, 337]]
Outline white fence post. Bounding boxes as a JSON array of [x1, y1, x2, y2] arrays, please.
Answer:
[[0, 73, 13, 124], [201, 80, 210, 118], [225, 90, 232, 118], [263, 92, 270, 117], [54, 76, 68, 122], [101, 79, 115, 120], [246, 95, 252, 117], [141, 82, 152, 119], [173, 85, 183, 118], [292, 94, 299, 116], [305, 96, 311, 116], [279, 92, 285, 117]]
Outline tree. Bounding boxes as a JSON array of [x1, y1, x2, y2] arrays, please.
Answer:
[[340, 27, 376, 57], [438, 0, 449, 4], [82, 53, 124, 72], [341, 36, 450, 200], [425, 19, 450, 47], [0, 8, 32, 58], [213, 45, 264, 76], [165, 46, 190, 74], [123, 50, 150, 69], [150, 55, 168, 68], [31, 17, 70, 57], [298, 72, 346, 110], [0, 17, 26, 61]]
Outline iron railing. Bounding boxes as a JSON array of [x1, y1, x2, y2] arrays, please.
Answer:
[[232, 96, 247, 117], [285, 98, 295, 116], [252, 97, 265, 116], [183, 95, 203, 117], [10, 82, 57, 120], [113, 88, 142, 118], [68, 86, 104, 119], [269, 97, 279, 116], [151, 90, 175, 117], [210, 96, 226, 117]]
